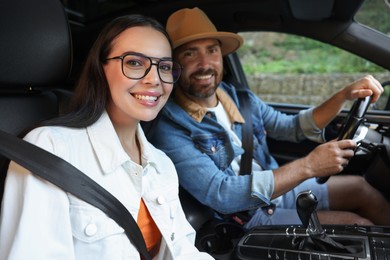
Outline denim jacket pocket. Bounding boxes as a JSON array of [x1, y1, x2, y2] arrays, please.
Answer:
[[70, 204, 124, 243], [193, 132, 234, 170]]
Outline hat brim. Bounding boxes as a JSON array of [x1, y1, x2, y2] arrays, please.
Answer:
[[173, 32, 243, 56]]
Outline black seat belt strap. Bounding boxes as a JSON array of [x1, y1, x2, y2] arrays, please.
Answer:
[[236, 88, 276, 217], [237, 89, 254, 175], [0, 130, 152, 260]]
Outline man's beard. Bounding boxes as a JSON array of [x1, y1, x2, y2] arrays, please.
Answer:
[[188, 83, 218, 98], [187, 69, 220, 98]]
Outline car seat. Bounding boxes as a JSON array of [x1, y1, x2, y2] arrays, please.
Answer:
[[0, 0, 73, 203]]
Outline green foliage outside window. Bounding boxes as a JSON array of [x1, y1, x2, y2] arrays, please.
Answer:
[[238, 34, 386, 75]]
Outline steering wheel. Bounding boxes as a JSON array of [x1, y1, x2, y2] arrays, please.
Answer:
[[316, 95, 372, 184]]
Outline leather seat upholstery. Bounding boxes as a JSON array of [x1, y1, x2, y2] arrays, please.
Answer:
[[0, 0, 73, 201]]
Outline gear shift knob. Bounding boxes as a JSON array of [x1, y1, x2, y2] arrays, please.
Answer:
[[296, 190, 324, 235]]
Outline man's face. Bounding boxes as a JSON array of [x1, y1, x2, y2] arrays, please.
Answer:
[[174, 38, 224, 102]]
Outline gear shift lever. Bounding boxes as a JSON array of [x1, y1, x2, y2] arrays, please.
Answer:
[[295, 190, 357, 254], [296, 190, 324, 235]]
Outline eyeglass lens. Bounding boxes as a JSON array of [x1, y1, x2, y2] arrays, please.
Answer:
[[122, 54, 181, 83]]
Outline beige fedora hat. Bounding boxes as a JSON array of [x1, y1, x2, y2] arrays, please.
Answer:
[[166, 7, 244, 56]]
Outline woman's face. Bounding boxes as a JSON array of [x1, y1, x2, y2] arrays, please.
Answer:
[[104, 26, 173, 126]]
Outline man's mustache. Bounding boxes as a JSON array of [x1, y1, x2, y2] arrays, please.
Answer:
[[191, 69, 215, 77]]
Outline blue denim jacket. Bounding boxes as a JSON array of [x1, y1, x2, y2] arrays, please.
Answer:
[[148, 82, 324, 214]]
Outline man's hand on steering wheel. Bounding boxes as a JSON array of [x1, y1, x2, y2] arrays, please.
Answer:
[[314, 75, 384, 184], [341, 75, 383, 103], [303, 139, 356, 179], [316, 97, 371, 184]]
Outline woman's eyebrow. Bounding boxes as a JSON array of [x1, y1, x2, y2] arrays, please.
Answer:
[[120, 51, 172, 60]]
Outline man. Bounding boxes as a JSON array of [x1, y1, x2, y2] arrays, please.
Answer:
[[148, 7, 389, 229]]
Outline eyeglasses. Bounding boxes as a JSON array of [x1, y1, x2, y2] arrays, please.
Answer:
[[105, 52, 182, 84]]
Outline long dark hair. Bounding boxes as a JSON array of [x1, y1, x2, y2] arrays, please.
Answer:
[[43, 14, 171, 128]]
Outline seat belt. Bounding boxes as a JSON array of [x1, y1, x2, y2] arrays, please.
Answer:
[[0, 129, 152, 260], [236, 89, 253, 175], [217, 88, 254, 225], [236, 88, 276, 218]]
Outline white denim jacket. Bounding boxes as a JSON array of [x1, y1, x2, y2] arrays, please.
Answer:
[[0, 111, 212, 260]]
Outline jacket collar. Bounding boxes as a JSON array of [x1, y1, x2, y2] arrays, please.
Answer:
[[86, 111, 161, 175], [174, 86, 245, 123]]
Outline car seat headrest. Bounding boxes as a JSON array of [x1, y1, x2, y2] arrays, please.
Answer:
[[0, 0, 72, 90]]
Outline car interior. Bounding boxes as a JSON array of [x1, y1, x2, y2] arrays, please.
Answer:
[[0, 0, 73, 199], [1, 0, 390, 259]]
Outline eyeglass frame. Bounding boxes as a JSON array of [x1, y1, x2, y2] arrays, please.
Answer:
[[104, 52, 182, 84]]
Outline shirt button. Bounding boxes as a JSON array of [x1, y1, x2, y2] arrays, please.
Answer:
[[267, 208, 274, 215], [85, 223, 98, 237], [157, 196, 165, 205], [210, 146, 216, 153]]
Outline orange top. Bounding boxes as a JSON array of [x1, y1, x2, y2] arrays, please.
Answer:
[[137, 199, 162, 253]]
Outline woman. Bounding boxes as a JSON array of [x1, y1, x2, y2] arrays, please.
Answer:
[[0, 14, 212, 259]]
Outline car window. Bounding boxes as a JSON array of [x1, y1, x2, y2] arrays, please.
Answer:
[[355, 0, 390, 36], [236, 31, 389, 111]]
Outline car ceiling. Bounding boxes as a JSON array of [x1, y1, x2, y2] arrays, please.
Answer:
[[63, 0, 390, 83], [63, 0, 362, 24]]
